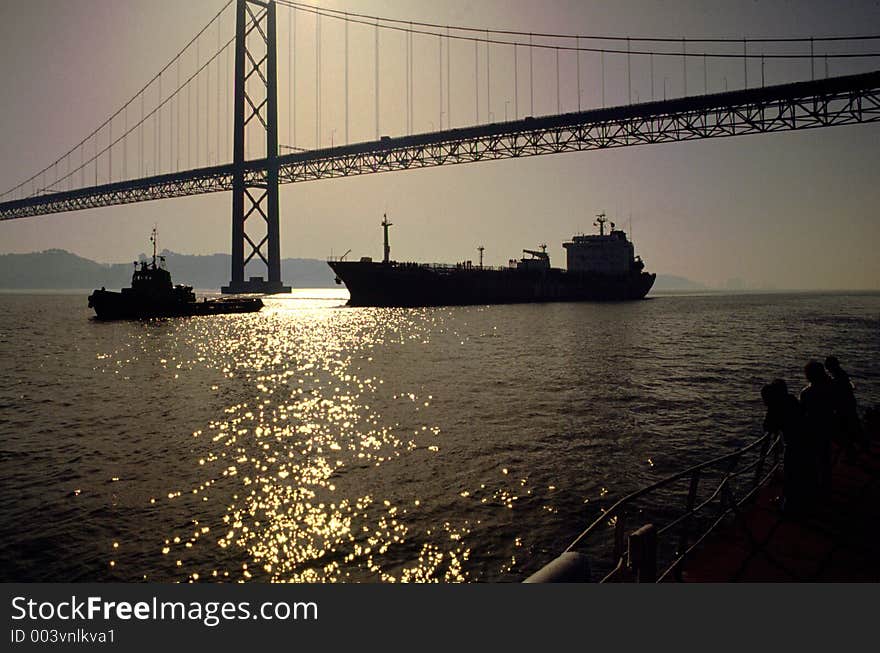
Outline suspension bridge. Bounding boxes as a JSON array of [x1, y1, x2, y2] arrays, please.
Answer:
[[1, 0, 879, 293]]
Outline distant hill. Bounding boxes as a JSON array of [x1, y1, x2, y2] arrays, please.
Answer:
[[0, 249, 338, 290], [652, 274, 707, 291], [0, 249, 706, 291]]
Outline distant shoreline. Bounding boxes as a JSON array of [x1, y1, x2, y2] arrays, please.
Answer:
[[649, 288, 880, 296], [2, 249, 877, 293], [2, 288, 877, 296]]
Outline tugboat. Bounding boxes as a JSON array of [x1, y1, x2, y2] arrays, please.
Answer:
[[88, 228, 264, 320]]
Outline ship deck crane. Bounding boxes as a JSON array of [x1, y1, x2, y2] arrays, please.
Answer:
[[522, 243, 549, 260]]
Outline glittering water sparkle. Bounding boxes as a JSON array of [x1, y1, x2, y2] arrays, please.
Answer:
[[1, 289, 878, 582]]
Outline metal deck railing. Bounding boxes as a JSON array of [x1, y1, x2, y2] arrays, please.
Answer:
[[532, 432, 785, 582]]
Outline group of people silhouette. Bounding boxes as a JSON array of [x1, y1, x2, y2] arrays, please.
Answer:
[[761, 356, 867, 515]]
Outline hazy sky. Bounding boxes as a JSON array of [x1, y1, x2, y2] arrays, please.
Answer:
[[1, 0, 879, 289]]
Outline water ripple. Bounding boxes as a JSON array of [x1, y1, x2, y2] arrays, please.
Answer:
[[0, 290, 877, 582]]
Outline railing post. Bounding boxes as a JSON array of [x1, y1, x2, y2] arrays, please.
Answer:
[[613, 512, 627, 565], [772, 435, 781, 470], [753, 435, 771, 487], [628, 524, 657, 583], [674, 470, 700, 581]]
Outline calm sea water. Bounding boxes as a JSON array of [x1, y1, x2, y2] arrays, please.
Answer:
[[0, 289, 877, 582]]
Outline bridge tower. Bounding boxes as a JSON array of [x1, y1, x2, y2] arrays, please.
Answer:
[[222, 0, 290, 294]]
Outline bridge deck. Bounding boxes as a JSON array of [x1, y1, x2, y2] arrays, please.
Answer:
[[2, 70, 879, 220]]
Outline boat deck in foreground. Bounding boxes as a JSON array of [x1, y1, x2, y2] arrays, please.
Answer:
[[681, 441, 880, 581]]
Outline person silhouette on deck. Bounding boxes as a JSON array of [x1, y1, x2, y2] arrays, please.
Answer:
[[762, 379, 814, 514], [800, 360, 837, 496], [825, 355, 865, 455]]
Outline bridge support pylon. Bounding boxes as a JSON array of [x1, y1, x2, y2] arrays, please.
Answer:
[[222, 0, 290, 295]]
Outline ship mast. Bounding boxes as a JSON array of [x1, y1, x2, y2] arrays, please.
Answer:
[[150, 226, 158, 268], [381, 213, 393, 264], [594, 212, 608, 236], [477, 245, 485, 268]]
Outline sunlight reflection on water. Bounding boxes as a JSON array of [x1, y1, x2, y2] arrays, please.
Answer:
[[155, 292, 470, 582], [1, 290, 878, 582]]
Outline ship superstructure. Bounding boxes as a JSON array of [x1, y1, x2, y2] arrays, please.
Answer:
[[564, 213, 643, 275]]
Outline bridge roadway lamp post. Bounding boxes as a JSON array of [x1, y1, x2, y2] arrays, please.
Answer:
[[222, 0, 290, 294]]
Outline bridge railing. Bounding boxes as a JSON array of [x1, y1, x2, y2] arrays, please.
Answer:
[[329, 259, 515, 272], [555, 431, 784, 582], [410, 262, 512, 272]]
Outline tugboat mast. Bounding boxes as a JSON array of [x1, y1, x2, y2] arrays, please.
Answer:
[[381, 214, 393, 264], [150, 226, 158, 268], [594, 212, 608, 236]]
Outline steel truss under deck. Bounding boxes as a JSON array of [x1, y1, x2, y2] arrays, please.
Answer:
[[2, 70, 879, 222]]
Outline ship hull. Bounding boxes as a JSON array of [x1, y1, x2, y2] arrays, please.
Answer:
[[87, 289, 263, 320], [328, 261, 656, 307]]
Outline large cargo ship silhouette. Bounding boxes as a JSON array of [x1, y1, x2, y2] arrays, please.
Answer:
[[328, 213, 655, 307]]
